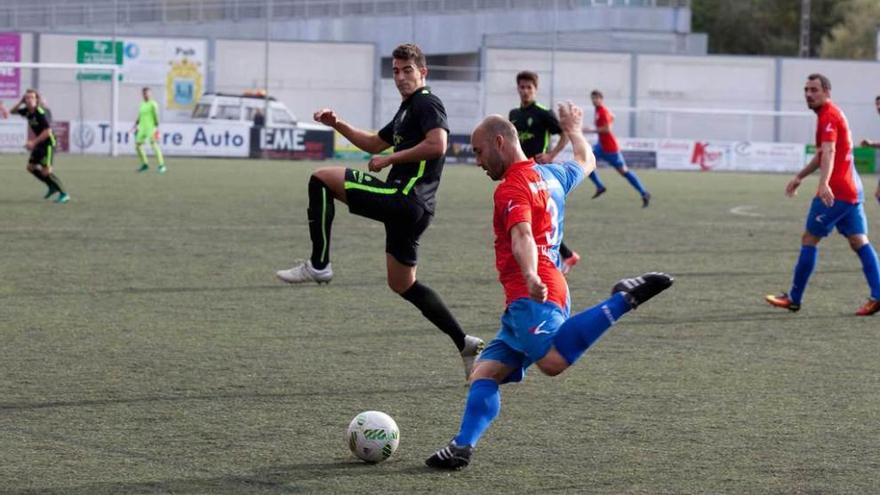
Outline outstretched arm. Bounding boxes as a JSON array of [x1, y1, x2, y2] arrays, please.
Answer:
[[314, 108, 389, 154], [557, 101, 595, 176]]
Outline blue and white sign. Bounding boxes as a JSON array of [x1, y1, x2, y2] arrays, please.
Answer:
[[68, 121, 251, 157]]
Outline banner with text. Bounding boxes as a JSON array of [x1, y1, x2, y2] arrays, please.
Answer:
[[0, 120, 26, 151], [69, 121, 250, 157], [251, 127, 334, 160], [0, 32, 21, 99], [75, 37, 206, 119]]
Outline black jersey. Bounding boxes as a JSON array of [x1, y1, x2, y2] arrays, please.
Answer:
[[377, 87, 449, 214], [17, 106, 56, 147], [508, 102, 562, 158]]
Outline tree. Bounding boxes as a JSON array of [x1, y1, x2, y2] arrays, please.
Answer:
[[691, 0, 849, 57], [819, 0, 880, 60]]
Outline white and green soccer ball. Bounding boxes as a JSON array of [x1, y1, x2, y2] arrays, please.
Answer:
[[346, 411, 400, 463]]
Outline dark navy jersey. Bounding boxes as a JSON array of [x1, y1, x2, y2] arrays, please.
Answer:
[[378, 87, 449, 214], [509, 102, 562, 158]]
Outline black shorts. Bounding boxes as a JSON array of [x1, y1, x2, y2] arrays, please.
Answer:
[[344, 168, 432, 266], [29, 144, 54, 167]]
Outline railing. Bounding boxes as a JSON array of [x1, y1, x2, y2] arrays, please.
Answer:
[[0, 0, 690, 30]]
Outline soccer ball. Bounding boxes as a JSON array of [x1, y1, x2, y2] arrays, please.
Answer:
[[346, 411, 400, 463]]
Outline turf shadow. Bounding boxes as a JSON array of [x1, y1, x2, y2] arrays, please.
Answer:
[[8, 461, 435, 495], [0, 385, 462, 412]]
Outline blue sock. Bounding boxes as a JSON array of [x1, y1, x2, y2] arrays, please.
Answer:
[[856, 243, 880, 300], [789, 245, 818, 305], [623, 170, 647, 196], [552, 292, 631, 366], [588, 171, 605, 190], [453, 379, 500, 447]]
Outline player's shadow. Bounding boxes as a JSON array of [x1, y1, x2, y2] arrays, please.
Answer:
[[0, 284, 288, 299], [8, 460, 437, 495]]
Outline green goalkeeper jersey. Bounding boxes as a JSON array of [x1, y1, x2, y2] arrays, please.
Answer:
[[138, 99, 159, 129]]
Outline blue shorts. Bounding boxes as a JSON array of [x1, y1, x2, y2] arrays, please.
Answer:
[[478, 299, 569, 384], [804, 197, 867, 238], [593, 143, 625, 169]]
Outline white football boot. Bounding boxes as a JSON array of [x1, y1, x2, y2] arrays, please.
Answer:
[[275, 260, 333, 284], [460, 335, 485, 381]]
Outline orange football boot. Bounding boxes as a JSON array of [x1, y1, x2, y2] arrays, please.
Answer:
[[855, 299, 880, 316], [765, 293, 800, 312]]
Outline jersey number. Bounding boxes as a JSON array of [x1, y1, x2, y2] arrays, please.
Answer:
[[545, 197, 560, 246]]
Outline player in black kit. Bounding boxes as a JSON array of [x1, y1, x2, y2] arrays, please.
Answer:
[[275, 43, 484, 380], [12, 89, 69, 203], [509, 71, 580, 274]]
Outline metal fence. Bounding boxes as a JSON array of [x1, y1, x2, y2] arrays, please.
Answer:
[[0, 0, 690, 30]]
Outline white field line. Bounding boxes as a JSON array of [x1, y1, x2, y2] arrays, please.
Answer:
[[729, 205, 764, 218]]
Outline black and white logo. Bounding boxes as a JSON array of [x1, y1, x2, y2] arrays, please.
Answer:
[[73, 124, 96, 149]]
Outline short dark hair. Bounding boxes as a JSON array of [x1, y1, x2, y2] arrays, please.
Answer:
[[807, 73, 831, 91], [875, 95, 880, 102], [392, 43, 426, 69], [142, 87, 151, 92], [516, 71, 539, 88], [590, 89, 603, 98]]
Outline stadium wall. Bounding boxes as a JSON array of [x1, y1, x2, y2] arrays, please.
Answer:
[[18, 34, 375, 131], [214, 40, 375, 130], [477, 48, 880, 145]]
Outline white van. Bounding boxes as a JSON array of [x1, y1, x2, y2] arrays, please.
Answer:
[[190, 92, 324, 130]]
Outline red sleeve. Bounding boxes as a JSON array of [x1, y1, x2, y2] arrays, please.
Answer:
[[818, 114, 838, 144], [496, 180, 532, 233]]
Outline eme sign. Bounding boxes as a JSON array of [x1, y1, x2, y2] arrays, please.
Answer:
[[261, 127, 306, 151], [252, 127, 334, 159]]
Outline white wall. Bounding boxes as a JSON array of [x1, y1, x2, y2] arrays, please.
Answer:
[[484, 48, 632, 136], [33, 35, 375, 130], [636, 55, 779, 141], [779, 58, 880, 144], [214, 39, 374, 129], [379, 79, 480, 135]]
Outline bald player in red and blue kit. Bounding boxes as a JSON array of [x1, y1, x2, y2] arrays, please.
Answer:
[[425, 102, 674, 470], [766, 73, 880, 316]]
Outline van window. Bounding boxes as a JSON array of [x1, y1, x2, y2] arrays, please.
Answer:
[[217, 104, 241, 120], [192, 103, 211, 118], [270, 108, 294, 126]]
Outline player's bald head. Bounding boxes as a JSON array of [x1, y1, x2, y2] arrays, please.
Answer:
[[472, 114, 526, 181], [473, 114, 518, 144]]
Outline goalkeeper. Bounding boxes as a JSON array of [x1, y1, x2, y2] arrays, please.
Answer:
[[134, 87, 166, 174]]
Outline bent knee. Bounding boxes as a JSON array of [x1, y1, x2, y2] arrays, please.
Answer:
[[388, 278, 414, 295], [801, 232, 821, 246], [536, 362, 566, 377], [536, 348, 571, 377], [312, 167, 341, 183], [848, 235, 869, 251]]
